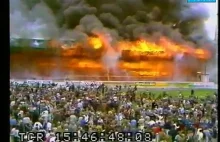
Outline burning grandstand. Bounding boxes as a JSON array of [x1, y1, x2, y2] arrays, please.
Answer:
[[10, 35, 211, 81], [10, 0, 216, 81]]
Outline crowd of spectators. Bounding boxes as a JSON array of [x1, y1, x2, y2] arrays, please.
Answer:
[[10, 80, 218, 142]]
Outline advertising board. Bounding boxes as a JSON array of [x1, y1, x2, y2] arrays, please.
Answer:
[[155, 82, 168, 87], [169, 83, 192, 88], [135, 82, 156, 86], [190, 82, 216, 89]]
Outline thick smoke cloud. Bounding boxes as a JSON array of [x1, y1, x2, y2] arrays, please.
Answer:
[[10, 0, 59, 38], [10, 0, 217, 81], [10, 0, 211, 43]]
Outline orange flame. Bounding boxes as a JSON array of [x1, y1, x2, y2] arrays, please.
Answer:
[[65, 36, 210, 60], [88, 37, 102, 49], [10, 35, 212, 80]]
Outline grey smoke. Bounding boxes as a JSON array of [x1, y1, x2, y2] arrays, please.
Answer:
[[181, 3, 209, 21], [10, 0, 59, 38]]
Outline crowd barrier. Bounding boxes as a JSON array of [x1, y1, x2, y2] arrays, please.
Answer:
[[10, 79, 217, 89]]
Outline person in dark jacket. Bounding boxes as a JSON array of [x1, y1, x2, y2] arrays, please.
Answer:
[[168, 125, 178, 142]]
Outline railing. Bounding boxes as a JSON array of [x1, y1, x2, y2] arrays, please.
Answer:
[[10, 75, 199, 81]]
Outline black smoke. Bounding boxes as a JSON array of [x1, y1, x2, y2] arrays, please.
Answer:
[[10, 0, 213, 46]]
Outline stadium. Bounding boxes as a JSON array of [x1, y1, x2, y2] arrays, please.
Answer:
[[10, 1, 218, 142]]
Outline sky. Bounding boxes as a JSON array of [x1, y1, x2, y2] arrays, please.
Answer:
[[204, 2, 218, 40]]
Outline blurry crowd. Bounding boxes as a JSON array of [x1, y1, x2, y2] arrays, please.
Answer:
[[10, 80, 218, 142]]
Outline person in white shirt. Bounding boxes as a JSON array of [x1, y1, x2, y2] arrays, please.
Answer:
[[148, 120, 156, 126], [45, 132, 51, 140], [77, 100, 83, 110], [23, 117, 31, 124], [10, 128, 19, 137], [49, 136, 56, 142], [84, 115, 89, 123], [33, 122, 43, 130], [138, 116, 145, 130], [113, 96, 118, 102], [46, 121, 52, 131], [97, 117, 104, 124], [196, 128, 204, 141]]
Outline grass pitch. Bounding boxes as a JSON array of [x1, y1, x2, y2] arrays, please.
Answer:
[[134, 89, 217, 99]]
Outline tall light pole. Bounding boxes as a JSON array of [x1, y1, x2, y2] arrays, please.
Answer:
[[107, 67, 110, 81]]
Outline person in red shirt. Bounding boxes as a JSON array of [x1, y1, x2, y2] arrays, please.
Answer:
[[193, 122, 200, 129], [152, 126, 162, 134]]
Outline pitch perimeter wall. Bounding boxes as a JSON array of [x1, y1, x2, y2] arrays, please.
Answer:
[[10, 79, 217, 89]]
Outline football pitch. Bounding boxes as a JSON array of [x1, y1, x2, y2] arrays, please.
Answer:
[[136, 88, 217, 99]]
